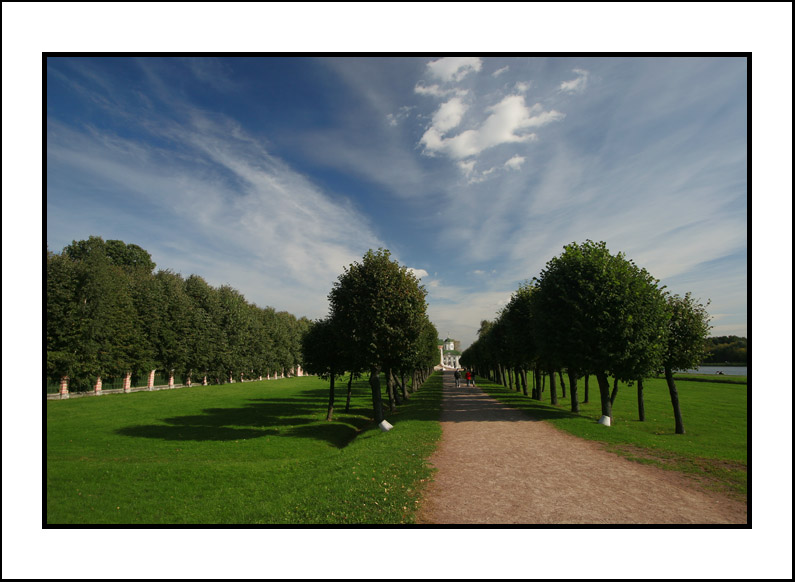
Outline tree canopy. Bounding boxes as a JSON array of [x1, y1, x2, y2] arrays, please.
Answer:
[[327, 248, 434, 423], [47, 236, 308, 389]]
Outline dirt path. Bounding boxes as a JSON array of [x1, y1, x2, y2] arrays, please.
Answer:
[[415, 371, 747, 524]]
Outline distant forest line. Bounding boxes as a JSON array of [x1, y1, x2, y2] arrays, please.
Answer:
[[703, 336, 747, 364]]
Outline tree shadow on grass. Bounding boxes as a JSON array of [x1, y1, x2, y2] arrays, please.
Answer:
[[115, 390, 372, 448]]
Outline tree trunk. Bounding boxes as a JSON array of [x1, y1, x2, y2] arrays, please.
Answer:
[[637, 378, 645, 422], [401, 372, 409, 401], [507, 367, 514, 390], [369, 367, 384, 424], [568, 369, 579, 413], [326, 374, 335, 421], [583, 374, 589, 403], [520, 368, 528, 396], [664, 366, 686, 434], [385, 367, 397, 411], [559, 370, 566, 398], [345, 373, 353, 412], [549, 368, 558, 405], [595, 372, 612, 419], [610, 377, 619, 406]]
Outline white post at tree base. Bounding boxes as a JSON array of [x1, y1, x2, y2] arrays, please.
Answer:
[[60, 376, 70, 399], [597, 415, 611, 426], [378, 420, 393, 432]]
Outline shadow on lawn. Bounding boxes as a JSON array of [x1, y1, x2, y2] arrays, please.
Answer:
[[115, 387, 374, 448]]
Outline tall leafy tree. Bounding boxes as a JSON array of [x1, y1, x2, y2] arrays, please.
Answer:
[[151, 270, 193, 381], [531, 241, 669, 423], [662, 293, 712, 434], [302, 317, 346, 421], [184, 274, 226, 384], [46, 249, 82, 385], [328, 249, 429, 424]]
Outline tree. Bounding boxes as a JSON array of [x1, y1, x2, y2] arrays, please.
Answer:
[[302, 317, 346, 421], [662, 293, 712, 434], [184, 274, 225, 384], [328, 249, 429, 424], [531, 241, 669, 423]]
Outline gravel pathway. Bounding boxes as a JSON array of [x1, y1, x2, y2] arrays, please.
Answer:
[[415, 371, 747, 524]]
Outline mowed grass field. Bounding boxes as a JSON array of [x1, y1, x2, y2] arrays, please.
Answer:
[[47, 373, 443, 525], [47, 370, 747, 524], [477, 373, 747, 499]]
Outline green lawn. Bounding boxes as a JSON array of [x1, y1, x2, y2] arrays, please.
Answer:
[[47, 373, 443, 524], [477, 374, 747, 499]]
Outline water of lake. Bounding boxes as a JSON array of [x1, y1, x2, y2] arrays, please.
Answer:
[[681, 365, 747, 376]]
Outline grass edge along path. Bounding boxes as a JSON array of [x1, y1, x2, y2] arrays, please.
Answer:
[[475, 374, 747, 502], [46, 372, 444, 525]]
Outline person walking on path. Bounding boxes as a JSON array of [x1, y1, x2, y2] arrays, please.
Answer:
[[454, 369, 462, 388], [465, 370, 472, 387]]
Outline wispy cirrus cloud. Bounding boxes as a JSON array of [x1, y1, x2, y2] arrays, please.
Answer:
[[47, 61, 386, 318], [560, 68, 589, 93]]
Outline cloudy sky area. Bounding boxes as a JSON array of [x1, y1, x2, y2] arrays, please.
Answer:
[[47, 55, 747, 348]]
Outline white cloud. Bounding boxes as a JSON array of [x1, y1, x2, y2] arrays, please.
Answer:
[[426, 57, 482, 83], [492, 66, 509, 77], [407, 267, 429, 279], [504, 155, 526, 170], [514, 81, 531, 93], [414, 83, 449, 97], [432, 96, 468, 132], [457, 160, 476, 175], [560, 68, 589, 93], [420, 95, 564, 160]]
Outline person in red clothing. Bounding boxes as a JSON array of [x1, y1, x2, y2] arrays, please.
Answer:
[[465, 370, 472, 387]]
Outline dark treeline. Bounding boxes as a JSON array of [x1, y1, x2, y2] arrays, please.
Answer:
[[704, 336, 747, 364], [461, 240, 714, 435], [47, 236, 311, 391]]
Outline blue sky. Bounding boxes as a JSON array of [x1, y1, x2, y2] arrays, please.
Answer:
[[47, 55, 747, 348]]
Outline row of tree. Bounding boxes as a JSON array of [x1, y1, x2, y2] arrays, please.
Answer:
[[460, 240, 712, 434], [302, 249, 440, 423], [47, 236, 311, 390]]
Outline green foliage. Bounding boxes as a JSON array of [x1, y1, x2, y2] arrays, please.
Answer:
[[46, 237, 310, 388], [664, 293, 712, 372], [531, 240, 669, 381], [328, 248, 429, 372], [704, 336, 747, 364], [326, 248, 436, 421], [301, 317, 345, 380]]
